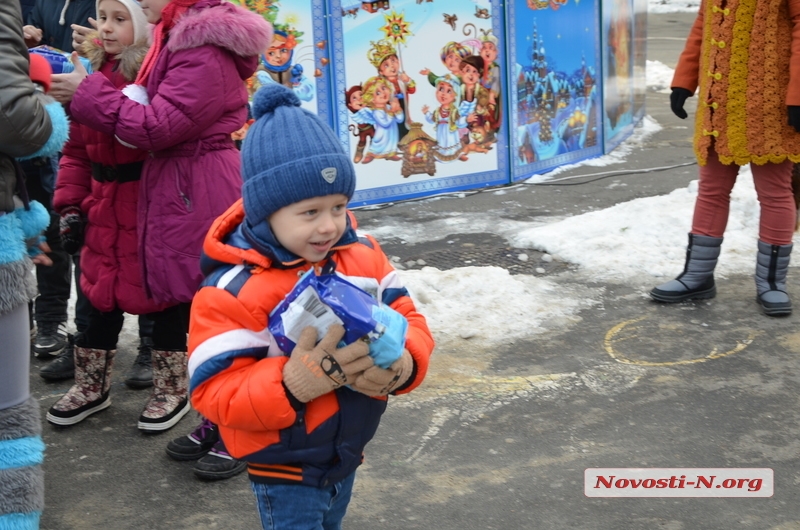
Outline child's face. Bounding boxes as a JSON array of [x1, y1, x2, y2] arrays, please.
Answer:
[[269, 194, 349, 263], [97, 0, 135, 55], [265, 40, 291, 67], [461, 64, 480, 86], [349, 90, 364, 111], [378, 55, 399, 78], [435, 81, 456, 106], [139, 0, 169, 24], [480, 42, 498, 63], [444, 52, 462, 75], [372, 84, 390, 107]]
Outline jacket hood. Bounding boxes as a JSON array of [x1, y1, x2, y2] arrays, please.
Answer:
[[81, 33, 150, 82], [168, 0, 273, 80], [201, 200, 358, 275]]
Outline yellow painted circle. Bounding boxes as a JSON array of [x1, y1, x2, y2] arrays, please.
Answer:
[[604, 317, 760, 366]]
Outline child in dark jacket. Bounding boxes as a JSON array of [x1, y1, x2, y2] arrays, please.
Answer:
[[188, 84, 434, 529]]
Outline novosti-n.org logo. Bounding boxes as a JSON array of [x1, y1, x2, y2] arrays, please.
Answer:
[[584, 468, 773, 497]]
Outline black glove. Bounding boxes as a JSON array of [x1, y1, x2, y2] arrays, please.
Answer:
[[59, 207, 85, 255], [789, 106, 800, 133], [670, 88, 693, 119]]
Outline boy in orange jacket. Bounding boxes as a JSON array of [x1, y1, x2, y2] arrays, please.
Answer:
[[187, 84, 434, 528]]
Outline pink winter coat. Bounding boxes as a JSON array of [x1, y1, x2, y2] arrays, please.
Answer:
[[68, 0, 273, 305], [54, 40, 167, 315]]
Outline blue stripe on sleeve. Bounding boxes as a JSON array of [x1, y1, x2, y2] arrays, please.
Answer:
[[382, 287, 410, 306]]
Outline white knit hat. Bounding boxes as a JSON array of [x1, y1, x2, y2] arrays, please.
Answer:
[[95, 0, 150, 44]]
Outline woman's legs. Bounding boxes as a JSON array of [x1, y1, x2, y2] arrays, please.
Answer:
[[650, 151, 738, 302], [691, 150, 740, 237], [752, 159, 795, 245], [752, 160, 795, 315]]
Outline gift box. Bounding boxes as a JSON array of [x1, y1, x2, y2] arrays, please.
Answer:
[[29, 46, 93, 74], [269, 271, 407, 368]]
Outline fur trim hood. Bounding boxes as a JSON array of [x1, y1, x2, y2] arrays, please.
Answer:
[[168, 0, 273, 58], [80, 32, 150, 82]]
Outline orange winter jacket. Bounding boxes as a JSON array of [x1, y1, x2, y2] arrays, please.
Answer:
[[672, 0, 800, 165], [188, 200, 434, 487]]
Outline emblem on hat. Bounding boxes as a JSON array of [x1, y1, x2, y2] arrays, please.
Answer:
[[321, 167, 337, 183]]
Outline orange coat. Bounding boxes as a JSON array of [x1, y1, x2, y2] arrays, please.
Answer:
[[672, 0, 800, 165], [187, 200, 434, 487]]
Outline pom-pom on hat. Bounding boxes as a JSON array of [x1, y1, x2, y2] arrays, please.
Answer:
[[241, 84, 356, 248], [28, 53, 52, 93]]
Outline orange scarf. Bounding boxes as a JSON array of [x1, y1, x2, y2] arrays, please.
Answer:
[[134, 0, 202, 87]]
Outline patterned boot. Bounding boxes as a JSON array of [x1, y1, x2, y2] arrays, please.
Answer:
[[137, 349, 191, 432], [0, 397, 45, 529], [46, 347, 115, 426]]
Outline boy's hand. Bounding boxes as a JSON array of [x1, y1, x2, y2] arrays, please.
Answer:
[[282, 325, 373, 403], [350, 350, 413, 396]]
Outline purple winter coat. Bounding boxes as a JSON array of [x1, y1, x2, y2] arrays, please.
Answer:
[[69, 0, 272, 305]]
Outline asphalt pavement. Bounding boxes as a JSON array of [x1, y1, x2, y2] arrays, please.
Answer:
[[33, 11, 800, 530]]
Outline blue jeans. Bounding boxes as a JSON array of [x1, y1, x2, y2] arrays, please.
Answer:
[[250, 471, 356, 530]]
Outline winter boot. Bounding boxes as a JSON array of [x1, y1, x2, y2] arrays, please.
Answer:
[[193, 439, 247, 481], [166, 417, 219, 461], [46, 347, 115, 426], [650, 234, 722, 302], [755, 240, 793, 316], [124, 337, 154, 389], [39, 332, 77, 382], [137, 349, 190, 432]]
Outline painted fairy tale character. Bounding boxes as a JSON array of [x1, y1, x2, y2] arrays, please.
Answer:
[[346, 84, 375, 164], [606, 0, 632, 129], [479, 30, 502, 139], [256, 28, 314, 102], [368, 39, 415, 140], [360, 75, 404, 164], [419, 41, 472, 87], [458, 55, 493, 152], [422, 74, 469, 162]]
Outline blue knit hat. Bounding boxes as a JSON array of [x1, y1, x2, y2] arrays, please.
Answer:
[[241, 84, 356, 249]]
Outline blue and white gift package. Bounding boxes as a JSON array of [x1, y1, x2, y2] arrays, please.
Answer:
[[269, 271, 408, 368]]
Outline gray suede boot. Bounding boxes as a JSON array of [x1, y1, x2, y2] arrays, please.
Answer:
[[755, 240, 792, 316], [650, 233, 722, 302]]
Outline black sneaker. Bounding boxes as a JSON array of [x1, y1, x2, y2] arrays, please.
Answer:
[[125, 337, 154, 389], [32, 321, 68, 358], [40, 333, 76, 381], [193, 440, 247, 481], [166, 418, 219, 461]]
